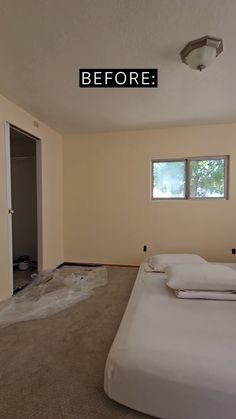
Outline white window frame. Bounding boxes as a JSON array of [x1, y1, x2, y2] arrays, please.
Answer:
[[151, 155, 229, 200]]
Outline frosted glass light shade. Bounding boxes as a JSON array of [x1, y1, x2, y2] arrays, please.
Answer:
[[185, 45, 217, 70], [180, 36, 223, 71]]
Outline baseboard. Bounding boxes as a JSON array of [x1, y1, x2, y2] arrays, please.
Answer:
[[58, 262, 139, 268], [103, 263, 139, 268], [56, 262, 65, 269]]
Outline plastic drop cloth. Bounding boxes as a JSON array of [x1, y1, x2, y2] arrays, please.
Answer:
[[0, 266, 107, 328]]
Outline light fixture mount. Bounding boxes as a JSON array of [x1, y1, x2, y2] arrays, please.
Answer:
[[180, 35, 223, 71]]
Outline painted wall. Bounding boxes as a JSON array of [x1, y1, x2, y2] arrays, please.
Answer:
[[63, 124, 236, 265], [0, 94, 63, 301]]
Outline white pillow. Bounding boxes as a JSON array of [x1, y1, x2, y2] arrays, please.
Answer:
[[167, 263, 236, 291], [148, 254, 207, 273]]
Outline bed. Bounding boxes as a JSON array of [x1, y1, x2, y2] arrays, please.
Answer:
[[104, 263, 236, 419]]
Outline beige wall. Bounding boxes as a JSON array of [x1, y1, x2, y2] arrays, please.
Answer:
[[0, 94, 63, 301], [63, 124, 236, 265]]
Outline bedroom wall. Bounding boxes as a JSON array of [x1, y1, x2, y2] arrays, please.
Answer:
[[0, 94, 63, 301], [63, 123, 236, 265]]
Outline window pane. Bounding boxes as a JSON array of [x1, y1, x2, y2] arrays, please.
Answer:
[[152, 161, 186, 198], [189, 158, 225, 198]]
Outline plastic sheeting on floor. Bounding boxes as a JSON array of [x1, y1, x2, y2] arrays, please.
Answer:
[[0, 266, 107, 328]]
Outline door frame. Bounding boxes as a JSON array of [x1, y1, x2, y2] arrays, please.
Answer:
[[5, 122, 43, 295]]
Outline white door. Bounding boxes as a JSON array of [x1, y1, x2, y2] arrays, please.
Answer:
[[5, 122, 43, 295]]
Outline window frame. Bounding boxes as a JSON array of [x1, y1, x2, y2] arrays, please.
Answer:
[[151, 155, 229, 201]]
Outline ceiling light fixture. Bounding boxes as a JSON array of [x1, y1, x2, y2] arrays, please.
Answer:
[[180, 35, 223, 71]]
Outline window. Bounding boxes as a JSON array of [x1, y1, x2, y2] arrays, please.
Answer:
[[152, 156, 229, 200]]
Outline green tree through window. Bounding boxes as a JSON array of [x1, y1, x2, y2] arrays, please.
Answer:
[[189, 159, 225, 198], [152, 156, 228, 199]]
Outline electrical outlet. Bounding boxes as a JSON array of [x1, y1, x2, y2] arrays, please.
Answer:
[[143, 245, 147, 252], [232, 248, 236, 255]]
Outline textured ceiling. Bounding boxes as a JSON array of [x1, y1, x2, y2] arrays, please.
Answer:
[[0, 0, 236, 133]]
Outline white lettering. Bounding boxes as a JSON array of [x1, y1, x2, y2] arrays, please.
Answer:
[[105, 72, 113, 85], [130, 72, 139, 85], [94, 72, 102, 85], [142, 72, 150, 85], [115, 72, 126, 85], [82, 71, 91, 85]]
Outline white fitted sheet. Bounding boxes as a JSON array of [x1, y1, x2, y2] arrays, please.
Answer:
[[104, 263, 236, 419]]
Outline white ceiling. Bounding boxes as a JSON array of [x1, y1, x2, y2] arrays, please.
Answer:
[[0, 0, 236, 134]]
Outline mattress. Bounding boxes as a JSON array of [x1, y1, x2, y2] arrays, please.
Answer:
[[104, 263, 236, 419]]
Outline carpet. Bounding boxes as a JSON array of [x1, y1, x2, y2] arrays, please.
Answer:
[[0, 266, 154, 419]]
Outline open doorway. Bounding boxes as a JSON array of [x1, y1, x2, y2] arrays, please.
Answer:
[[7, 125, 42, 293]]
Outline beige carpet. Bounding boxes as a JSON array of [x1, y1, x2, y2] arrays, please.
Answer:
[[0, 266, 154, 419]]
